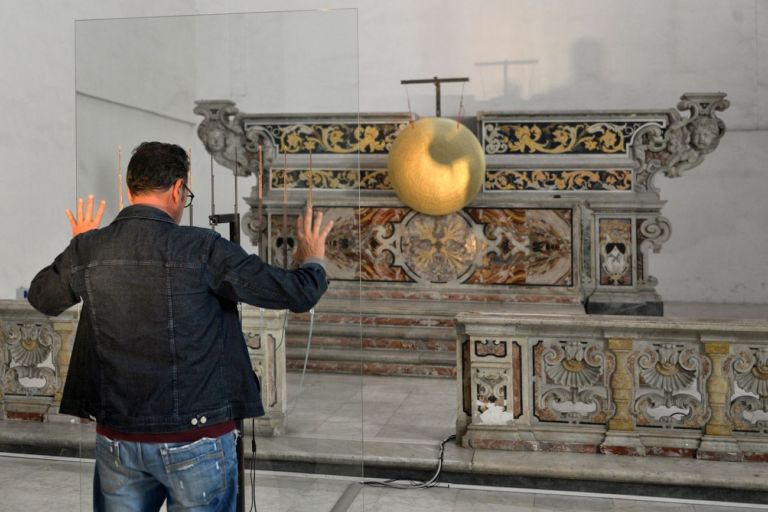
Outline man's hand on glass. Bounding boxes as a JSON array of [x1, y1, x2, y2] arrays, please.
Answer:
[[294, 206, 334, 264], [66, 195, 106, 237]]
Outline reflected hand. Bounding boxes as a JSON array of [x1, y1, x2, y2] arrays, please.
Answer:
[[294, 206, 334, 264], [66, 195, 106, 237]]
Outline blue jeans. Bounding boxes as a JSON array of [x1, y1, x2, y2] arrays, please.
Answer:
[[94, 431, 238, 511]]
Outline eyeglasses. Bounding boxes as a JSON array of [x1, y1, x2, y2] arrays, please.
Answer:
[[182, 183, 195, 208]]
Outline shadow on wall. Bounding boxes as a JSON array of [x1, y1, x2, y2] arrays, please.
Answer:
[[467, 37, 632, 113]]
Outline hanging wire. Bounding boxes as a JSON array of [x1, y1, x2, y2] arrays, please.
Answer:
[[298, 307, 316, 394], [456, 80, 466, 128], [404, 83, 415, 124], [249, 416, 258, 512], [282, 151, 289, 270]]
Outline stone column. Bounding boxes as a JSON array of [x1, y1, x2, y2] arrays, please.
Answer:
[[601, 338, 644, 455], [698, 342, 740, 460]]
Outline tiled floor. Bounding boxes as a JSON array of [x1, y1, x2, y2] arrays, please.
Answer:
[[0, 454, 764, 512], [2, 372, 766, 509]]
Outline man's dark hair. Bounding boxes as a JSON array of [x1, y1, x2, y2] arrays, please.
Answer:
[[127, 142, 189, 194]]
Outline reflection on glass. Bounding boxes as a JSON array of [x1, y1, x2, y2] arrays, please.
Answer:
[[73, 10, 361, 511]]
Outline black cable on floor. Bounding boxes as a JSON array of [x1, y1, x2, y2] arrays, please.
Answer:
[[361, 434, 456, 489]]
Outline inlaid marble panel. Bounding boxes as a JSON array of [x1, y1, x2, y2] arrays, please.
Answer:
[[481, 120, 658, 155], [484, 169, 632, 191], [252, 122, 407, 154], [267, 207, 573, 286], [269, 168, 391, 191], [598, 218, 633, 286]]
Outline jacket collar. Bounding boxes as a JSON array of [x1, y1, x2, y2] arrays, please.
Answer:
[[113, 204, 177, 225]]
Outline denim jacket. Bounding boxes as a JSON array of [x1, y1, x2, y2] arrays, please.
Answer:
[[29, 205, 328, 433]]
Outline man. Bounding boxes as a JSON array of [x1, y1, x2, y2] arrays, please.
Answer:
[[29, 141, 333, 511]]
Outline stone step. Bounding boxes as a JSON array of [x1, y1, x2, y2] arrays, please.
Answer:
[[284, 334, 455, 352], [284, 306, 458, 377], [281, 286, 582, 378], [285, 346, 456, 378]]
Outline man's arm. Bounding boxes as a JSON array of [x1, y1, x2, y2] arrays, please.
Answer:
[[28, 246, 80, 316], [29, 195, 105, 316], [206, 207, 334, 312]]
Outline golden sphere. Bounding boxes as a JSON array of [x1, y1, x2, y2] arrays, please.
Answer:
[[387, 117, 485, 216]]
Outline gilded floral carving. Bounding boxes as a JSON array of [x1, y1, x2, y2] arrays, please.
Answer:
[[276, 122, 407, 154], [270, 169, 391, 191], [484, 169, 632, 191], [483, 122, 638, 155]]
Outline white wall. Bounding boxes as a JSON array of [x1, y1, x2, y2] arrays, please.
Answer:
[[1, 0, 766, 303]]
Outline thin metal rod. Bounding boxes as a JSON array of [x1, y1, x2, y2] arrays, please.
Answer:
[[188, 146, 193, 226], [400, 77, 469, 84], [404, 84, 414, 123], [210, 154, 216, 220], [307, 149, 313, 211], [257, 145, 263, 253], [117, 146, 124, 211], [282, 152, 288, 269], [234, 147, 239, 218]]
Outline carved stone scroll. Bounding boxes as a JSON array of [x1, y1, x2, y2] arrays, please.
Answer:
[[632, 342, 710, 429], [728, 346, 768, 433], [534, 339, 611, 424], [633, 93, 730, 192]]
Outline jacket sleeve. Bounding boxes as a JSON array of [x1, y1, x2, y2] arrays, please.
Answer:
[[205, 235, 328, 313], [28, 243, 80, 316]]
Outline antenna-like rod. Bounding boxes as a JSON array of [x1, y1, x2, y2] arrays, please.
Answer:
[[210, 153, 216, 225], [187, 146, 193, 226], [257, 144, 263, 254]]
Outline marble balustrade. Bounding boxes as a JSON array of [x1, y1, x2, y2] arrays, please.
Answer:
[[0, 300, 287, 436], [455, 312, 768, 461]]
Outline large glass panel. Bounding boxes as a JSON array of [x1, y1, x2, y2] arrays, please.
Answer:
[[75, 10, 361, 511]]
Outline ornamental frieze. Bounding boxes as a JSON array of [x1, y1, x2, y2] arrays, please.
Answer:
[[484, 169, 632, 192], [267, 123, 407, 154], [269, 169, 391, 190], [482, 121, 641, 155]]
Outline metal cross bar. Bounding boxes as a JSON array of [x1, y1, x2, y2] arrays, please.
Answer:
[[400, 76, 469, 117]]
